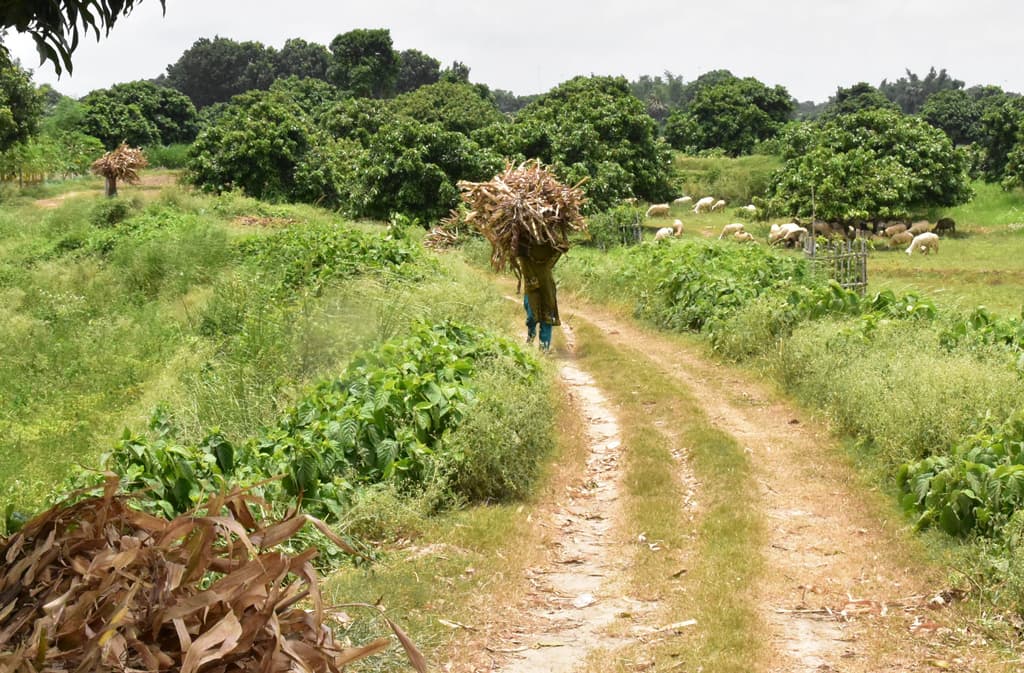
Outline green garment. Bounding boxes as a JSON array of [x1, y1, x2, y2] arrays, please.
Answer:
[[516, 243, 561, 326]]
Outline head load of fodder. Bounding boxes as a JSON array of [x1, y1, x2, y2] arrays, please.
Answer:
[[453, 160, 587, 271], [0, 476, 424, 673], [91, 143, 148, 197]]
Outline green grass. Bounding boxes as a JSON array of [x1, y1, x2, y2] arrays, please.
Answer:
[[672, 152, 783, 205], [570, 320, 767, 673]]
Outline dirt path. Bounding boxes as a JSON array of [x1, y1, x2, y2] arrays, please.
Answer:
[[474, 294, 1015, 673], [485, 322, 659, 672], [558, 300, 1011, 673]]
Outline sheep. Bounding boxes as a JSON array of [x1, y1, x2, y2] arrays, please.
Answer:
[[673, 196, 693, 206], [889, 231, 914, 247], [733, 231, 755, 243], [883, 223, 908, 238], [711, 199, 727, 212], [623, 197, 638, 205], [646, 203, 671, 218], [654, 219, 683, 241], [935, 217, 956, 236], [742, 204, 757, 213], [908, 220, 934, 236], [693, 196, 716, 213], [769, 222, 807, 247], [906, 231, 939, 255], [718, 222, 746, 239]]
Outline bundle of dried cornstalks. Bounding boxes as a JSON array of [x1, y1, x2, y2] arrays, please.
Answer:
[[90, 143, 148, 184], [0, 476, 425, 673], [454, 160, 587, 271]]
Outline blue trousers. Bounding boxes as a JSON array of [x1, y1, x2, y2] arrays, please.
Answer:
[[524, 295, 552, 349]]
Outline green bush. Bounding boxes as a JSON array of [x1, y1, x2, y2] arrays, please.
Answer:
[[581, 204, 645, 249], [145, 144, 191, 169], [440, 360, 554, 502], [89, 196, 142, 227]]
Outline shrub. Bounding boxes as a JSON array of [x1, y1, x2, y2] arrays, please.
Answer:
[[89, 195, 141, 227], [144, 144, 191, 169]]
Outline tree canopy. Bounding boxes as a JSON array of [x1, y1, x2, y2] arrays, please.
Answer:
[[821, 82, 900, 119], [879, 67, 964, 115], [81, 80, 197, 149], [664, 74, 793, 156], [327, 29, 400, 98], [477, 76, 673, 211], [765, 109, 972, 222], [0, 49, 42, 151], [389, 81, 504, 135], [165, 37, 276, 108], [1, 0, 165, 74]]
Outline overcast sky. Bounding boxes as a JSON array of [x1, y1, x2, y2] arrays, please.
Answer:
[[4, 0, 1023, 103]]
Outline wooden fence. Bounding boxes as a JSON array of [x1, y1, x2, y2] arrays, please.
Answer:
[[802, 235, 868, 294]]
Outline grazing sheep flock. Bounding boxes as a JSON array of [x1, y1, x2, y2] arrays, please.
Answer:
[[673, 196, 693, 206]]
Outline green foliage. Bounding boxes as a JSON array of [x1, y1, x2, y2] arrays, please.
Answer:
[[185, 89, 346, 205], [77, 321, 542, 518], [80, 80, 198, 149], [275, 38, 331, 81], [820, 82, 900, 119], [89, 195, 141, 227], [939, 306, 1024, 358], [976, 96, 1024, 182], [390, 81, 505, 134], [919, 89, 982, 146], [1, 0, 165, 75], [878, 67, 965, 115], [899, 410, 1024, 537], [0, 49, 42, 151], [766, 109, 973, 222], [665, 74, 793, 156], [580, 204, 644, 249], [166, 36, 277, 108], [144, 143, 190, 169], [395, 49, 441, 94], [343, 116, 502, 221], [235, 219, 425, 293], [481, 76, 673, 210], [328, 28, 400, 98], [672, 153, 783, 205]]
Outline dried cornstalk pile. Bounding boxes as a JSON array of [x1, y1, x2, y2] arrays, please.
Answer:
[[90, 143, 148, 183], [0, 477, 425, 673], [424, 210, 466, 251], [455, 161, 586, 271]]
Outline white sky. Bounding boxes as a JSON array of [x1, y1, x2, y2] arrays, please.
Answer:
[[3, 0, 1022, 103]]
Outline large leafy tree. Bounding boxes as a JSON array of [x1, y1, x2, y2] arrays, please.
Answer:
[[879, 67, 964, 115], [821, 82, 900, 119], [765, 108, 972, 222], [478, 76, 673, 210], [395, 49, 440, 94], [0, 50, 42, 151], [1, 0, 165, 74], [327, 29, 399, 98], [977, 96, 1024, 183], [165, 37, 276, 108], [389, 81, 504, 134], [81, 80, 198, 148], [185, 89, 349, 205], [664, 75, 792, 156], [919, 89, 982, 146], [345, 116, 502, 220], [274, 38, 330, 81]]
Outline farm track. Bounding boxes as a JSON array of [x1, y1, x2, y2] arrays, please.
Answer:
[[471, 297, 1017, 673]]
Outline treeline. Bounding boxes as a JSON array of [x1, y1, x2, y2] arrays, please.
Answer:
[[4, 26, 1024, 223]]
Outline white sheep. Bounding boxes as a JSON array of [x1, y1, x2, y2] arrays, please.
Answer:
[[711, 199, 727, 212], [769, 222, 807, 246], [693, 196, 716, 214], [646, 203, 671, 218], [733, 231, 755, 243], [906, 231, 939, 255], [654, 219, 683, 241], [673, 196, 693, 206], [718, 222, 745, 239], [742, 204, 757, 213]]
